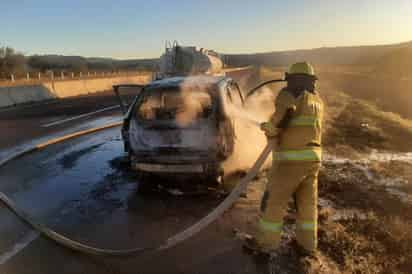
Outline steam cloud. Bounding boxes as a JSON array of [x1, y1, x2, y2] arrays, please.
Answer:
[[223, 87, 276, 174]]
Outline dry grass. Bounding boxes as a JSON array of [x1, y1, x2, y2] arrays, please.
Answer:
[[318, 68, 412, 120], [319, 162, 412, 273], [316, 73, 412, 153], [326, 98, 412, 152]]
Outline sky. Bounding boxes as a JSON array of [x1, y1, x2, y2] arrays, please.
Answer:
[[2, 0, 412, 59]]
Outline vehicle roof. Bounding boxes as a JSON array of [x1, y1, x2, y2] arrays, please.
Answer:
[[145, 75, 228, 91]]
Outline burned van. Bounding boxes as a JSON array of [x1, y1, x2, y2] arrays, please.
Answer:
[[116, 75, 245, 182]]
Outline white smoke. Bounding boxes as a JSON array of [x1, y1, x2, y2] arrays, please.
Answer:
[[223, 87, 276, 174]]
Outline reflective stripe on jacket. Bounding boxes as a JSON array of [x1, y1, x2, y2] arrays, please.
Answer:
[[275, 148, 322, 162], [289, 115, 320, 127]]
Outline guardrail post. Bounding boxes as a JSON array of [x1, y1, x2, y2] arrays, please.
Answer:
[[79, 72, 82, 78], [10, 74, 15, 82], [87, 71, 90, 77], [61, 71, 64, 79], [38, 72, 41, 80], [71, 72, 74, 78], [51, 71, 54, 80], [26, 73, 30, 81]]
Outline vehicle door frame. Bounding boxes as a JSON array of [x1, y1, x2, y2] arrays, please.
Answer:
[[113, 84, 145, 114]]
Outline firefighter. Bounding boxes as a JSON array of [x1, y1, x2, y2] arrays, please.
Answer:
[[245, 62, 324, 260]]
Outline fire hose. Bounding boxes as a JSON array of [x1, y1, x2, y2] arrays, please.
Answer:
[[246, 79, 285, 98], [0, 79, 281, 257], [0, 121, 273, 257]]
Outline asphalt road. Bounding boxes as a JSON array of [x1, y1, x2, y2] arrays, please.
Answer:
[[0, 95, 270, 274]]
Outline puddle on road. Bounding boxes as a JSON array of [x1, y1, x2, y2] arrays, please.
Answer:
[[0, 126, 226, 249], [0, 128, 124, 220], [58, 143, 104, 169]]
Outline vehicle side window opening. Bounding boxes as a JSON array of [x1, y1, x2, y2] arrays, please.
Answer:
[[226, 86, 233, 103], [113, 85, 144, 114], [232, 82, 245, 106], [226, 83, 243, 108], [135, 88, 214, 125]]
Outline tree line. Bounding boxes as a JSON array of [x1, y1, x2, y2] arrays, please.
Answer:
[[0, 47, 26, 79], [0, 45, 158, 80]]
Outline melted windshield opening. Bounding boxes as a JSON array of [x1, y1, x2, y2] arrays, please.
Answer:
[[136, 88, 214, 126]]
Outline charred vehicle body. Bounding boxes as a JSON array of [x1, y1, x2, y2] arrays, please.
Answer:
[[116, 75, 245, 183]]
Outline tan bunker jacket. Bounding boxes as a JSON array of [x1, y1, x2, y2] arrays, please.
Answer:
[[269, 88, 323, 161]]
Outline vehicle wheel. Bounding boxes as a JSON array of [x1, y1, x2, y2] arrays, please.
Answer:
[[204, 174, 220, 186], [119, 153, 131, 169], [137, 172, 155, 193], [204, 165, 223, 186]]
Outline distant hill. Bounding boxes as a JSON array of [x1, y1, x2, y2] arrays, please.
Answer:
[[27, 55, 159, 72], [20, 40, 412, 74], [223, 41, 412, 67], [373, 46, 412, 77]]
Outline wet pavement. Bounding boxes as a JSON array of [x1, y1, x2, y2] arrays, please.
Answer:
[[0, 127, 273, 274], [0, 99, 274, 274]]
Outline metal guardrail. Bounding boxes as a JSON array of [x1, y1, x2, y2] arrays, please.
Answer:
[[0, 71, 154, 87]]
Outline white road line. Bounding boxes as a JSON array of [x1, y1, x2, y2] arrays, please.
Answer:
[[0, 231, 39, 265], [41, 105, 120, 128]]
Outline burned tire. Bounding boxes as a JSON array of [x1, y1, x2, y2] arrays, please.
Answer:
[[203, 163, 223, 186], [136, 172, 156, 193]]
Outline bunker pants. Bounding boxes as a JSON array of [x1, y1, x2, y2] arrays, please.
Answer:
[[255, 162, 321, 253]]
